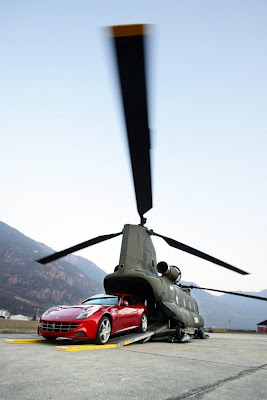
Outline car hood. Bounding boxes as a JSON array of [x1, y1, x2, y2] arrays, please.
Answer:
[[42, 305, 102, 320]]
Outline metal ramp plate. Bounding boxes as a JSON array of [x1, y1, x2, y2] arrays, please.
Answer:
[[109, 322, 168, 346], [109, 330, 153, 346]]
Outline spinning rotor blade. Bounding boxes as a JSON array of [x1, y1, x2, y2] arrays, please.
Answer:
[[37, 231, 122, 264], [152, 232, 249, 275], [179, 284, 267, 301], [111, 25, 152, 222]]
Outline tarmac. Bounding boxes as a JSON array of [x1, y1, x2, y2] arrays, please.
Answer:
[[1, 332, 267, 400]]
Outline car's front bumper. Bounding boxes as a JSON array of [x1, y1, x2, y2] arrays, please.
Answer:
[[38, 318, 98, 340]]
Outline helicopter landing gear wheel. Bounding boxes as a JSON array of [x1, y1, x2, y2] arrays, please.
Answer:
[[197, 329, 205, 339], [175, 323, 183, 341]]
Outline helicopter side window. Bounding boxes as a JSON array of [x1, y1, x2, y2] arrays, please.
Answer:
[[188, 301, 192, 310], [176, 295, 179, 305], [183, 299, 186, 308]]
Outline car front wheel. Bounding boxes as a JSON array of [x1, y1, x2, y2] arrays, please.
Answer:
[[95, 316, 111, 345], [137, 313, 148, 333]]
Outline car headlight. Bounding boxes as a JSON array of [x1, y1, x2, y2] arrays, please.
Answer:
[[41, 310, 50, 317], [76, 307, 100, 320]]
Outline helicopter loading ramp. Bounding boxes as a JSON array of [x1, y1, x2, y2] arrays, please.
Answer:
[[108, 321, 168, 347]]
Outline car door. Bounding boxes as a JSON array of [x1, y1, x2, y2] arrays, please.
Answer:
[[121, 295, 139, 328], [112, 296, 140, 332], [111, 296, 130, 331]]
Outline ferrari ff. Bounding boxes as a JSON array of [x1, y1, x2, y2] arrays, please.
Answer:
[[38, 293, 148, 344]]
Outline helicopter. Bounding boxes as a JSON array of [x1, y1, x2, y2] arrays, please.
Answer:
[[37, 24, 267, 342]]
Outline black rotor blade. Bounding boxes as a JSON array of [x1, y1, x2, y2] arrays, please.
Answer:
[[152, 232, 249, 275], [179, 284, 267, 301], [37, 231, 123, 264], [111, 25, 152, 221]]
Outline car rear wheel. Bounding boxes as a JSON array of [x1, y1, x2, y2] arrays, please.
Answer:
[[95, 316, 111, 345], [137, 313, 148, 333]]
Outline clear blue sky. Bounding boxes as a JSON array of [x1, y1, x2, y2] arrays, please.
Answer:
[[1, 1, 267, 294]]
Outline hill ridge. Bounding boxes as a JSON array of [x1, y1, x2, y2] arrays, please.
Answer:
[[0, 221, 106, 316]]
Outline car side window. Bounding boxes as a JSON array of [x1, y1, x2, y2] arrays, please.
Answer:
[[131, 297, 139, 305], [123, 296, 138, 306]]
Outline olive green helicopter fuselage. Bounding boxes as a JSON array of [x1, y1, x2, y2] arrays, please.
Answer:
[[104, 224, 204, 334]]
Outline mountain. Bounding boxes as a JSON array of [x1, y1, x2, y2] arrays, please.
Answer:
[[65, 253, 106, 283], [0, 221, 106, 316], [184, 282, 267, 330]]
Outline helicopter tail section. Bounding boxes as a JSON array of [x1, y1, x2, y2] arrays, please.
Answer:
[[117, 224, 157, 273]]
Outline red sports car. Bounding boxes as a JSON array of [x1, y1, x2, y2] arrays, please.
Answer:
[[38, 293, 148, 344]]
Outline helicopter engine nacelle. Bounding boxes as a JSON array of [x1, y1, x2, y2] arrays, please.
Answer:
[[156, 261, 182, 283]]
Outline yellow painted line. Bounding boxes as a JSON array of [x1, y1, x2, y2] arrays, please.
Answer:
[[123, 340, 132, 346], [56, 344, 118, 352], [5, 339, 46, 344]]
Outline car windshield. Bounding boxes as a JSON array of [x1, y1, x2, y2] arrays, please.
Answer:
[[82, 296, 119, 306]]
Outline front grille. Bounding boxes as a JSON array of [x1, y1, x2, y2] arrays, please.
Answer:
[[40, 321, 79, 332]]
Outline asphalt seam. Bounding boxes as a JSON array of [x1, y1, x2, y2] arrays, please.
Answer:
[[164, 363, 267, 400], [121, 348, 263, 368]]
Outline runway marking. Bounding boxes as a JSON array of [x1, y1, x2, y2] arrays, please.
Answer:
[[123, 340, 132, 346], [56, 338, 139, 351], [5, 339, 47, 344], [4, 338, 119, 350], [4, 337, 143, 350], [56, 344, 118, 351]]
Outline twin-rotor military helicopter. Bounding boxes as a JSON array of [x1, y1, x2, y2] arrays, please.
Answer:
[[38, 24, 267, 342]]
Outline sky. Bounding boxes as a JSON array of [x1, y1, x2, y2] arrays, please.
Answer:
[[1, 1, 267, 294]]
